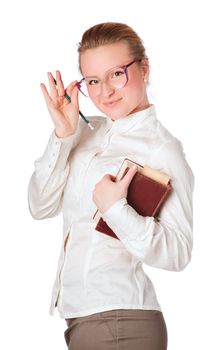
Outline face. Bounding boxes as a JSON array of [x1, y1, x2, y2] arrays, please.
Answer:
[[80, 42, 150, 121]]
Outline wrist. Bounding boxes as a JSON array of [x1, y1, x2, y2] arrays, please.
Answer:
[[54, 129, 74, 139]]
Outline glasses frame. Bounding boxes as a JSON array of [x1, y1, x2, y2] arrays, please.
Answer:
[[77, 59, 142, 98]]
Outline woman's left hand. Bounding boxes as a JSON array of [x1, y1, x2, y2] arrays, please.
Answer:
[[92, 166, 137, 213]]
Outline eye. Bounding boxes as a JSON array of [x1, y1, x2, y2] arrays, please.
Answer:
[[87, 79, 99, 86], [111, 69, 124, 79]]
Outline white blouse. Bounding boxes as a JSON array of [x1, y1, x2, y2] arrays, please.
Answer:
[[27, 104, 194, 319]]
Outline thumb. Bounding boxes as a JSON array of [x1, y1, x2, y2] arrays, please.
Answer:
[[120, 165, 137, 187], [104, 174, 116, 182]]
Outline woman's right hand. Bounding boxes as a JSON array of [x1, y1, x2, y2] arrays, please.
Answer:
[[40, 70, 80, 138]]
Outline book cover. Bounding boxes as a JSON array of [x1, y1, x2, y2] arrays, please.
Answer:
[[93, 158, 172, 240]]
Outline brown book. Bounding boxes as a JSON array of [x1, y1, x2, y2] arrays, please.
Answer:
[[93, 158, 172, 240]]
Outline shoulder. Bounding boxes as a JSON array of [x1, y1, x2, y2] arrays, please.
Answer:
[[154, 136, 194, 191], [144, 114, 194, 187], [138, 116, 176, 156], [150, 117, 176, 144], [78, 114, 107, 132], [75, 114, 107, 137], [143, 115, 186, 161], [86, 115, 107, 126]]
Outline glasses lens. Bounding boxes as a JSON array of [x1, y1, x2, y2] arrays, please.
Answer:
[[80, 78, 103, 98], [79, 67, 128, 98], [108, 67, 127, 89]]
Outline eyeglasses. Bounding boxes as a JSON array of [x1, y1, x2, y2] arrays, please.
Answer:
[[77, 59, 141, 98]]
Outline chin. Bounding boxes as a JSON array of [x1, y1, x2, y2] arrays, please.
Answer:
[[99, 103, 135, 121]]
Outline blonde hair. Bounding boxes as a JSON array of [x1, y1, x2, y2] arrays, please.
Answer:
[[77, 22, 149, 74]]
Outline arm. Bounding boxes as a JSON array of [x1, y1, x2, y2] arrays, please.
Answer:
[[27, 123, 84, 220], [102, 138, 195, 272]]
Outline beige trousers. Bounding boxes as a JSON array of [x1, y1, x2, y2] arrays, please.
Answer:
[[64, 309, 167, 350]]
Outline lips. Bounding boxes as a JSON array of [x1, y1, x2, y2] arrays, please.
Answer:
[[103, 98, 122, 107]]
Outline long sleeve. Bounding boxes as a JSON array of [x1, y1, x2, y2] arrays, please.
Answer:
[[102, 138, 194, 272], [27, 125, 83, 220]]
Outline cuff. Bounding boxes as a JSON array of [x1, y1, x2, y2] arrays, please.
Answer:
[[102, 197, 151, 241], [34, 129, 79, 176]]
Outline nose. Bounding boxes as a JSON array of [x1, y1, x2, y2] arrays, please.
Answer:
[[100, 81, 115, 97]]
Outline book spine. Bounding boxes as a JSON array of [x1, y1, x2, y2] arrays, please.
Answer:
[[152, 184, 171, 217]]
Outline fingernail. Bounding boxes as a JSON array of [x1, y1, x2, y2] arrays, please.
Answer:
[[132, 165, 137, 170]]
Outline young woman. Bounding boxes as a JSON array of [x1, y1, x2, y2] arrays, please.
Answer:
[[28, 22, 194, 350]]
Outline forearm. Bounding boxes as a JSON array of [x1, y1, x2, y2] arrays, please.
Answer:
[[102, 198, 192, 271], [101, 138, 194, 272], [28, 129, 79, 219]]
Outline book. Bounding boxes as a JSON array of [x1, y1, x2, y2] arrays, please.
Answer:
[[93, 158, 172, 240]]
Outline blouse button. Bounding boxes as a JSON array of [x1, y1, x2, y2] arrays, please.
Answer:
[[101, 142, 108, 148]]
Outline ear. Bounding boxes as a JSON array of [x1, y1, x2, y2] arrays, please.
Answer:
[[140, 58, 149, 80]]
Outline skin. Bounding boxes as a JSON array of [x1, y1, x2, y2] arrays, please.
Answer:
[[40, 41, 151, 214], [80, 42, 150, 121]]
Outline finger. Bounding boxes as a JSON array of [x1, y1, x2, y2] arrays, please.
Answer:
[[69, 82, 80, 108], [66, 81, 78, 97], [120, 165, 137, 186], [99, 174, 109, 181], [102, 174, 116, 182], [110, 174, 116, 181], [47, 72, 58, 99], [56, 70, 65, 97], [40, 83, 53, 106]]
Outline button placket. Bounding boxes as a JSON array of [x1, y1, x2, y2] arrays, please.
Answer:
[[100, 132, 113, 150]]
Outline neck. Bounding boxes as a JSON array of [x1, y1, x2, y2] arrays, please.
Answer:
[[127, 99, 151, 116]]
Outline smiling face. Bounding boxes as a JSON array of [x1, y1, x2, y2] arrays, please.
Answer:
[[80, 41, 150, 121]]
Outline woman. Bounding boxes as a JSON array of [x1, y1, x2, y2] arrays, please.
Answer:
[[28, 22, 194, 350]]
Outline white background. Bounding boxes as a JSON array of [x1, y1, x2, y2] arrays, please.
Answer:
[[0, 0, 221, 349]]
